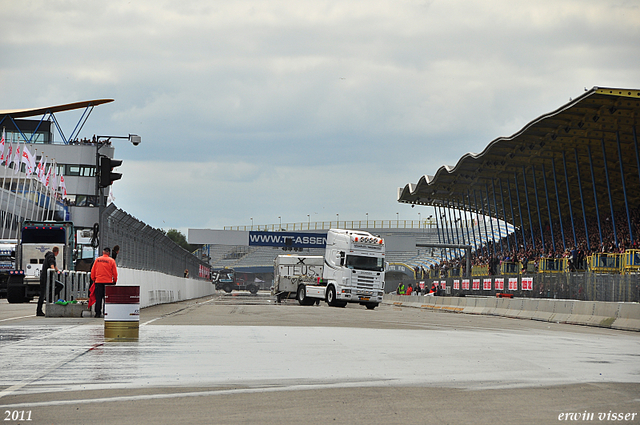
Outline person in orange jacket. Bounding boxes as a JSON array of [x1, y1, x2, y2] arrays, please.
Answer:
[[90, 247, 118, 318]]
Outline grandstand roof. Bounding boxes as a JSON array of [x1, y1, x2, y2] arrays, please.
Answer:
[[398, 87, 640, 232], [0, 99, 114, 118]]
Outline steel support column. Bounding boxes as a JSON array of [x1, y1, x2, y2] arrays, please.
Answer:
[[491, 179, 504, 252], [521, 167, 535, 250], [617, 131, 633, 244], [498, 178, 511, 252], [541, 163, 556, 253], [575, 148, 591, 251], [484, 184, 496, 255], [601, 138, 617, 247], [551, 158, 566, 250], [531, 165, 546, 251], [562, 151, 577, 247], [456, 198, 466, 245], [465, 191, 478, 252], [587, 144, 603, 246], [506, 177, 519, 250], [473, 190, 486, 256]]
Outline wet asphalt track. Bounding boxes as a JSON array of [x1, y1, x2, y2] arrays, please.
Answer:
[[1, 292, 639, 424]]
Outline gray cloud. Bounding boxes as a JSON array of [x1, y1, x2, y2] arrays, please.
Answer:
[[1, 0, 638, 229]]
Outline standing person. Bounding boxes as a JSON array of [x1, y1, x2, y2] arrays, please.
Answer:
[[36, 247, 59, 317], [90, 247, 118, 318], [111, 245, 120, 262]]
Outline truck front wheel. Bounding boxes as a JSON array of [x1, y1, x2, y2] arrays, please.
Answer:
[[326, 286, 338, 307], [222, 284, 233, 293], [7, 285, 27, 303], [366, 303, 378, 310]]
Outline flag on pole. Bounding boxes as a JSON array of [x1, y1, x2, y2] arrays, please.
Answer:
[[59, 174, 67, 197], [44, 164, 51, 187], [12, 144, 21, 174], [49, 161, 57, 191], [37, 157, 47, 184], [21, 145, 35, 175], [5, 145, 12, 168], [0, 129, 5, 163]]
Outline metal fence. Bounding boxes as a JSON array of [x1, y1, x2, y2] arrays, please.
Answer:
[[101, 204, 210, 279], [414, 273, 640, 303]]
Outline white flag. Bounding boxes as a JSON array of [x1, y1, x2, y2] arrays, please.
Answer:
[[37, 157, 47, 184], [5, 145, 12, 168], [21, 145, 35, 175], [0, 129, 5, 163], [12, 144, 21, 174], [59, 174, 67, 197]]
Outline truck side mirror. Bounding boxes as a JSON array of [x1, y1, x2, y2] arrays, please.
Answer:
[[339, 251, 345, 266]]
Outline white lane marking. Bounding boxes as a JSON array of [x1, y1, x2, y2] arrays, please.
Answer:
[[140, 297, 217, 326], [0, 342, 103, 400], [0, 315, 36, 322], [0, 380, 397, 408]]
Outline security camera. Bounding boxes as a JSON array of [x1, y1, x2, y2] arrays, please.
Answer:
[[129, 135, 141, 146]]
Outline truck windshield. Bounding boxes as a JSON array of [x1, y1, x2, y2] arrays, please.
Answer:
[[345, 255, 384, 272]]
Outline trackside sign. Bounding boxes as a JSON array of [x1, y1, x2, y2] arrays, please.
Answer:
[[248, 232, 327, 249]]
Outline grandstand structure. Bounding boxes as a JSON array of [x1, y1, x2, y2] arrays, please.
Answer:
[[398, 86, 640, 302]]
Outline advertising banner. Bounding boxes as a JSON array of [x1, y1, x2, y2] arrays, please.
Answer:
[[248, 231, 327, 249], [508, 277, 518, 290], [483, 278, 492, 290]]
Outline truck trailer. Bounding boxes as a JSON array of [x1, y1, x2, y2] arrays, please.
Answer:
[[272, 229, 386, 309]]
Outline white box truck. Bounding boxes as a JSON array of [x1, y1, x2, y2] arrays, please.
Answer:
[[272, 229, 386, 309]]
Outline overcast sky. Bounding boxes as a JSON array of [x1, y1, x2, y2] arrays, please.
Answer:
[[1, 0, 638, 233]]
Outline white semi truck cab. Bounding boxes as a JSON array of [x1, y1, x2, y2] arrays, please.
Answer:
[[273, 229, 386, 309]]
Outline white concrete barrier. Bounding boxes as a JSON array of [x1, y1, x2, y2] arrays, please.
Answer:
[[613, 303, 640, 331], [565, 301, 596, 326], [382, 295, 640, 331], [118, 268, 216, 308], [550, 299, 575, 323]]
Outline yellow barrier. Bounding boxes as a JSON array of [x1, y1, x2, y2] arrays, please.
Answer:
[[539, 258, 567, 273], [622, 250, 640, 274], [500, 261, 521, 275], [471, 265, 489, 276], [588, 253, 622, 274]]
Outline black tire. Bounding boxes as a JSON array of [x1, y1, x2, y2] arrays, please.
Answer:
[[297, 285, 314, 306], [326, 286, 338, 307], [366, 303, 378, 310], [336, 301, 348, 308], [7, 285, 27, 303], [248, 285, 258, 295], [222, 284, 233, 293]]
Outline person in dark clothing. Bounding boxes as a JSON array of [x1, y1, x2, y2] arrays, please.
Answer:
[[111, 245, 120, 261], [36, 247, 60, 317]]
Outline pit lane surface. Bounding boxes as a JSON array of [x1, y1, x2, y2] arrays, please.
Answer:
[[1, 292, 639, 424]]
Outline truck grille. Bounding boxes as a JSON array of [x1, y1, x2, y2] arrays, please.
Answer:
[[356, 275, 375, 289]]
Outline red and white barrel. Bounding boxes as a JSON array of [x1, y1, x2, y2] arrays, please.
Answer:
[[104, 286, 140, 340]]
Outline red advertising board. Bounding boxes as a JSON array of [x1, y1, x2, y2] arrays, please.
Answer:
[[494, 278, 504, 291]]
